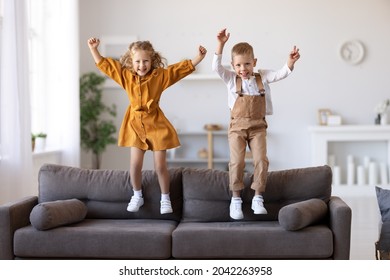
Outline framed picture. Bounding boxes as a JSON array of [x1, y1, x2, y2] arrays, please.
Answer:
[[318, 109, 331, 125]]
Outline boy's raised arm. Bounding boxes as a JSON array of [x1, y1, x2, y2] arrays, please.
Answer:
[[216, 28, 230, 55], [287, 45, 300, 71]]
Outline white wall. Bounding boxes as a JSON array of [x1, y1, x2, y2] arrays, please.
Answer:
[[79, 0, 390, 171]]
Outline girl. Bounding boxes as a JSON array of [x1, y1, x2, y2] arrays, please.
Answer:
[[88, 38, 207, 214]]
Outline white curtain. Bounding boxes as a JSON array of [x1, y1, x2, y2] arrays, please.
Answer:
[[0, 0, 80, 205], [0, 0, 33, 204], [43, 0, 80, 167]]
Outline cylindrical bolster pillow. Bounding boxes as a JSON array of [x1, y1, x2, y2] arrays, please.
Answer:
[[278, 198, 327, 231], [30, 199, 87, 230]]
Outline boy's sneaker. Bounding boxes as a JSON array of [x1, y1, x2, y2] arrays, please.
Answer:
[[252, 196, 267, 214], [160, 200, 173, 214], [230, 199, 244, 220], [127, 196, 144, 212]]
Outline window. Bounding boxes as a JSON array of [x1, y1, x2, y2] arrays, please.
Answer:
[[0, 0, 3, 159], [0, 0, 79, 166], [0, 0, 3, 107], [28, 0, 48, 136]]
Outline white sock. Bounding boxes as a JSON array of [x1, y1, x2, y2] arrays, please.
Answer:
[[133, 189, 143, 198], [231, 197, 242, 203], [161, 193, 171, 201]]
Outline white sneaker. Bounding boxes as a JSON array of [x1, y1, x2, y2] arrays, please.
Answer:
[[160, 200, 173, 214], [252, 196, 267, 214], [127, 196, 144, 212], [230, 199, 244, 220]]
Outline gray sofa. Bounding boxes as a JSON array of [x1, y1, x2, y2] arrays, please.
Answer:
[[0, 164, 351, 259]]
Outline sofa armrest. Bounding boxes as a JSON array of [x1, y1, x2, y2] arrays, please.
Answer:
[[328, 196, 352, 260], [0, 196, 38, 259]]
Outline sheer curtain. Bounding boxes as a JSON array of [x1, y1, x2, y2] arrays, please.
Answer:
[[0, 0, 32, 204], [42, 0, 80, 167], [0, 0, 79, 205]]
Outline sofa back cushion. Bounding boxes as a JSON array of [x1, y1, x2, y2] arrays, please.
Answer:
[[38, 164, 183, 221], [181, 165, 332, 222]]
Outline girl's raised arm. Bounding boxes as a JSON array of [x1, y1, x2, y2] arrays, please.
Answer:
[[191, 45, 207, 67], [88, 37, 103, 64]]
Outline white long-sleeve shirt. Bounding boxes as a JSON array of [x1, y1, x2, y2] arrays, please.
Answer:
[[212, 53, 292, 115]]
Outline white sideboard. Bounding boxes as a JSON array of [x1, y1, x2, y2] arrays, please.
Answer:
[[309, 125, 390, 259], [309, 125, 390, 186], [309, 125, 390, 166]]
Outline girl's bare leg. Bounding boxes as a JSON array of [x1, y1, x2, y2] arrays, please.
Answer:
[[154, 150, 173, 214], [127, 147, 145, 212], [130, 147, 145, 191]]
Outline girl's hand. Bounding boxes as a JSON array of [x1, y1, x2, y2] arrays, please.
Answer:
[[87, 37, 103, 64], [192, 45, 208, 66], [217, 28, 230, 45], [198, 45, 207, 59], [88, 37, 100, 49]]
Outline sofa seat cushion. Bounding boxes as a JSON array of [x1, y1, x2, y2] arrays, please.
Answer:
[[172, 221, 333, 259], [14, 219, 178, 259]]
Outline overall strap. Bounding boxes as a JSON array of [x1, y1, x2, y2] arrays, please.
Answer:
[[235, 73, 265, 96], [254, 73, 266, 96]]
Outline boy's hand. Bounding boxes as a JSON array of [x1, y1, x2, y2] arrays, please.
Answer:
[[287, 46, 300, 70], [88, 37, 100, 49], [289, 46, 300, 62], [217, 28, 230, 45]]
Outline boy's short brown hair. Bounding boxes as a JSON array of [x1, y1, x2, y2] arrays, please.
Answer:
[[231, 42, 254, 59]]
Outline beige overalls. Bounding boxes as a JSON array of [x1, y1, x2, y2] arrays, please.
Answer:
[[228, 73, 269, 193]]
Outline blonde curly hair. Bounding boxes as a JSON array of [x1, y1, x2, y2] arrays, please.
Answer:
[[120, 41, 166, 73]]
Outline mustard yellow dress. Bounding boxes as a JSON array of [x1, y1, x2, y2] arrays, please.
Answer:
[[97, 57, 195, 151]]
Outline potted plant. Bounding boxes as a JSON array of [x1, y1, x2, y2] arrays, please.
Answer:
[[34, 132, 47, 152], [375, 99, 390, 125], [31, 132, 47, 152], [80, 72, 117, 169]]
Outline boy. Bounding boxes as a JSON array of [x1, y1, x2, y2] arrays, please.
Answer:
[[212, 28, 300, 219]]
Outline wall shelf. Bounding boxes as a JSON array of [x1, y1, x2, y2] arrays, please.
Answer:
[[182, 73, 220, 81], [167, 130, 228, 169], [103, 73, 220, 89], [309, 125, 390, 165], [167, 130, 254, 170]]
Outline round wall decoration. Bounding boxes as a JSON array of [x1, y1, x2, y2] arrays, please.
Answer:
[[340, 40, 365, 65]]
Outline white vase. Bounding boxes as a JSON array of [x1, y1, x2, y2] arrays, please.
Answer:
[[34, 137, 46, 152], [381, 113, 388, 125]]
